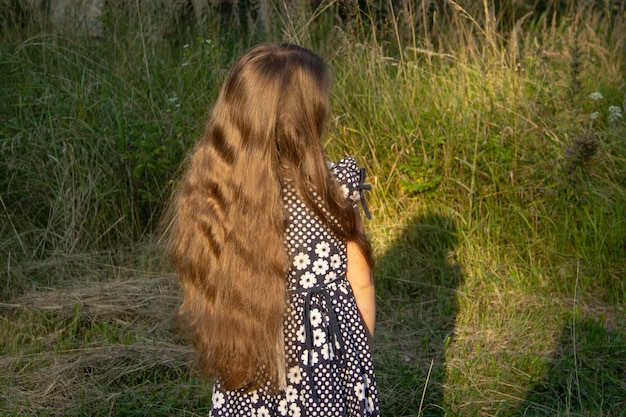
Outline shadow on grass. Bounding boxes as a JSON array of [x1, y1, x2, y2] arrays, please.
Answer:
[[517, 316, 626, 416], [374, 211, 463, 417]]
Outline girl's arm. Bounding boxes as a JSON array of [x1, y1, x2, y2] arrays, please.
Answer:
[[346, 239, 376, 348]]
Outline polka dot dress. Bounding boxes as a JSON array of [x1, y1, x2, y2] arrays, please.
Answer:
[[209, 157, 379, 417]]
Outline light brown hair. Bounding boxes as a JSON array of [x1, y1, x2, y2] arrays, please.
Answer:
[[164, 43, 371, 392]]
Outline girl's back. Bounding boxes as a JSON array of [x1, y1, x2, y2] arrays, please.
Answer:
[[210, 157, 378, 416]]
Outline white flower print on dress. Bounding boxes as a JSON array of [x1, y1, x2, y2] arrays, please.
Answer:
[[325, 271, 337, 283], [287, 366, 303, 384], [315, 241, 330, 258], [312, 259, 328, 275], [296, 325, 306, 343], [256, 406, 270, 417], [289, 403, 302, 417], [312, 328, 326, 347], [309, 308, 322, 327], [285, 385, 298, 402], [212, 391, 225, 409], [320, 343, 332, 360], [354, 382, 366, 400], [278, 399, 288, 415], [301, 349, 319, 366], [299, 271, 315, 289], [330, 254, 341, 269], [249, 391, 259, 403], [293, 252, 310, 270], [367, 397, 375, 412]]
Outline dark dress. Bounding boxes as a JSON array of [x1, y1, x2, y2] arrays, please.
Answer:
[[209, 157, 379, 417]]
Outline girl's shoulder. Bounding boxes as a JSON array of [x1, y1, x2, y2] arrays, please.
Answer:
[[329, 156, 359, 188]]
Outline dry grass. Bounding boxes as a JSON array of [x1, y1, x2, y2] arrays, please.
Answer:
[[1, 342, 192, 415], [0, 274, 199, 416], [1, 274, 180, 326]]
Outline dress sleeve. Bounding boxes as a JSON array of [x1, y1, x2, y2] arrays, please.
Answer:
[[329, 157, 372, 219]]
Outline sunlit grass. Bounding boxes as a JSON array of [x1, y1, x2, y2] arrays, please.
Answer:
[[1, 0, 625, 416]]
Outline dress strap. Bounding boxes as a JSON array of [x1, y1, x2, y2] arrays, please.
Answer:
[[296, 277, 347, 403], [358, 167, 372, 220]]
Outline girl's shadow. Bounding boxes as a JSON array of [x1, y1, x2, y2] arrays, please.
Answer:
[[374, 211, 463, 416]]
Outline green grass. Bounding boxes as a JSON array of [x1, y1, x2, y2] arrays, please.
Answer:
[[1, 1, 625, 416]]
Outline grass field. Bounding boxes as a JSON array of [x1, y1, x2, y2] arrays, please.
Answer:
[[1, 0, 625, 416]]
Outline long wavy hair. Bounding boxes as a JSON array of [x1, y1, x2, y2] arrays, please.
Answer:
[[163, 43, 372, 392]]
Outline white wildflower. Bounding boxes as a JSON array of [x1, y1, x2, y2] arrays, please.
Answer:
[[589, 91, 604, 101], [608, 105, 623, 123]]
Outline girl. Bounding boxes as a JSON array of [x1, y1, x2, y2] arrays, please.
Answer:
[[166, 43, 379, 416]]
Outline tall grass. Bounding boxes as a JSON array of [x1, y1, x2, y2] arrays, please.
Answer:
[[1, 0, 625, 416]]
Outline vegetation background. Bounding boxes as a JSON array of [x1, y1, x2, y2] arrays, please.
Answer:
[[1, 0, 625, 415]]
